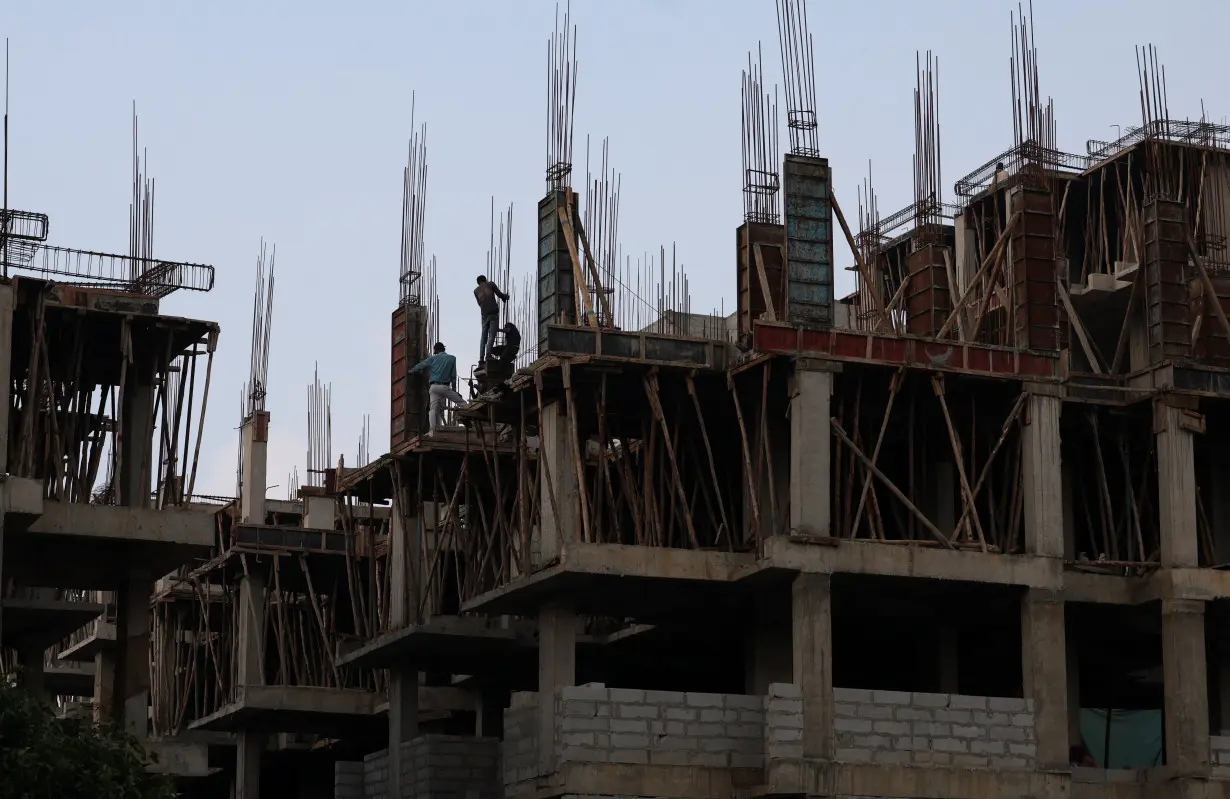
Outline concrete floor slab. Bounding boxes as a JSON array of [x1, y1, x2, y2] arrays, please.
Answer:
[[461, 542, 755, 618], [336, 616, 536, 671], [57, 621, 115, 662], [43, 661, 95, 697], [0, 597, 105, 648], [6, 502, 214, 589], [187, 686, 380, 737]]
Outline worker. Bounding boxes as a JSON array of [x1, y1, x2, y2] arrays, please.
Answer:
[[474, 274, 510, 361], [410, 341, 465, 429], [489, 321, 521, 364]]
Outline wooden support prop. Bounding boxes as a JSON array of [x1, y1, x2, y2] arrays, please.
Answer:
[[931, 376, 987, 551], [728, 372, 761, 542], [850, 368, 904, 539], [942, 249, 964, 341], [556, 207, 596, 326], [1057, 282, 1104, 374], [832, 189, 892, 331], [950, 392, 1027, 546], [1111, 259, 1145, 375], [569, 200, 614, 324], [562, 362, 593, 543], [1186, 228, 1230, 348], [644, 372, 700, 549], [687, 374, 732, 546], [938, 209, 1022, 341], [830, 418, 952, 548], [752, 244, 778, 322]]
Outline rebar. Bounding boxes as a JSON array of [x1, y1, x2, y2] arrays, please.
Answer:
[[306, 363, 332, 488], [742, 44, 780, 223], [546, 1, 578, 193], [247, 240, 275, 415], [400, 92, 428, 307], [775, 0, 819, 157]]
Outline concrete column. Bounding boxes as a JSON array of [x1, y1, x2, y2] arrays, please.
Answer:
[[537, 604, 576, 775], [1020, 589, 1069, 769], [938, 625, 960, 694], [240, 411, 270, 525], [789, 367, 832, 538], [16, 640, 47, 701], [792, 573, 833, 760], [119, 367, 155, 509], [1162, 599, 1210, 775], [1157, 402, 1199, 567], [113, 571, 151, 739], [235, 730, 262, 799], [388, 499, 422, 628], [1022, 387, 1064, 558], [303, 495, 336, 530], [387, 668, 420, 799], [237, 572, 266, 688], [537, 401, 577, 566]]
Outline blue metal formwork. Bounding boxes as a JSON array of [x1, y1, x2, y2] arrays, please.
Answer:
[[537, 189, 578, 353], [782, 154, 834, 327]]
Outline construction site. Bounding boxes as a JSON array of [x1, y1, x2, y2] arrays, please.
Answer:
[[7, 1, 1230, 797]]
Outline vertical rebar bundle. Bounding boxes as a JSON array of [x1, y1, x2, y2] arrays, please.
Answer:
[[775, 0, 819, 157], [306, 363, 332, 488], [914, 51, 943, 239], [400, 93, 428, 307], [1010, 1, 1056, 156], [583, 137, 619, 325], [858, 163, 888, 331], [129, 103, 155, 284], [546, 1, 578, 193], [487, 200, 514, 326], [742, 45, 781, 223], [247, 240, 275, 415], [423, 254, 439, 347], [1137, 44, 1175, 200], [356, 414, 371, 469]]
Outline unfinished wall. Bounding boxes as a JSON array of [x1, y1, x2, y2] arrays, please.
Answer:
[[833, 687, 1037, 769], [503, 683, 772, 791], [334, 761, 364, 799], [356, 736, 501, 799]]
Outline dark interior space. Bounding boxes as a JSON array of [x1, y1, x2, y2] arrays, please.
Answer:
[[581, 615, 748, 695], [831, 574, 1023, 697]]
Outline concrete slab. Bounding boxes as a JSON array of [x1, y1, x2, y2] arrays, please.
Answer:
[[146, 739, 217, 778], [336, 616, 536, 671], [6, 502, 214, 589], [57, 621, 115, 662], [2, 476, 44, 520], [759, 536, 1065, 589], [461, 542, 756, 618], [0, 597, 105, 648], [187, 686, 380, 736], [43, 661, 95, 697]]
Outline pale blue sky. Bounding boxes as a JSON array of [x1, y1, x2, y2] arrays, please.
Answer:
[[4, 1, 1227, 496]]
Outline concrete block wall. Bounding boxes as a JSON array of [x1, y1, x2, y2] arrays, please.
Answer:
[[503, 692, 539, 791], [363, 749, 388, 798], [356, 736, 499, 799], [1211, 735, 1230, 777], [334, 761, 364, 799], [765, 682, 804, 760], [833, 688, 1037, 770]]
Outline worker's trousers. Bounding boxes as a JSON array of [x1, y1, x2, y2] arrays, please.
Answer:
[[479, 312, 500, 362], [428, 383, 465, 429]]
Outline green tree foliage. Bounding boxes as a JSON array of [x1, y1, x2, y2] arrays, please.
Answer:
[[0, 677, 176, 799]]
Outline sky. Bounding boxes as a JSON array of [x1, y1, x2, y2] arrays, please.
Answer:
[[4, 0, 1229, 498]]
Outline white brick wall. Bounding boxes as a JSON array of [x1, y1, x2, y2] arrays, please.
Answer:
[[833, 688, 1037, 770]]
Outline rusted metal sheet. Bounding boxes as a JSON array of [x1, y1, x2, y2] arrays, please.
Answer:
[[538, 190, 579, 353], [544, 325, 727, 370], [1143, 199, 1190, 364], [736, 222, 786, 338], [390, 304, 428, 450], [1009, 187, 1059, 351], [753, 321, 1058, 378], [782, 154, 833, 327], [905, 244, 952, 338]]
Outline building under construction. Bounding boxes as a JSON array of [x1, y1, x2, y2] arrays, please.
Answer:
[[12, 2, 1230, 798]]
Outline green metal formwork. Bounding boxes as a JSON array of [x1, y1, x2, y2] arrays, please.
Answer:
[[537, 190, 578, 354], [782, 154, 834, 327]]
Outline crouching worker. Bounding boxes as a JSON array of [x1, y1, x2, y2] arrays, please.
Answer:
[[410, 341, 465, 429]]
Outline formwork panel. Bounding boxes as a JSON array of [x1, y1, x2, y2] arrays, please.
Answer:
[[537, 190, 578, 353], [782, 154, 834, 327], [737, 222, 786, 338], [905, 244, 952, 338], [1143, 199, 1191, 364], [1009, 187, 1059, 351], [390, 304, 428, 450]]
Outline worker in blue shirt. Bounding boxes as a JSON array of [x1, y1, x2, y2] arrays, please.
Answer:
[[410, 342, 466, 429]]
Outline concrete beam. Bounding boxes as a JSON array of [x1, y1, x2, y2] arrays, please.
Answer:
[[761, 536, 1064, 589], [28, 501, 214, 545], [188, 686, 379, 733]]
